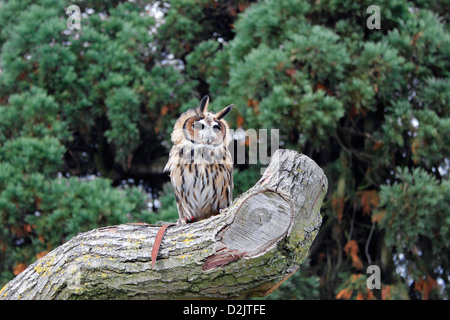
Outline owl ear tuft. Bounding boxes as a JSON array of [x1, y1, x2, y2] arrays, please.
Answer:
[[198, 95, 209, 114], [216, 104, 233, 120]]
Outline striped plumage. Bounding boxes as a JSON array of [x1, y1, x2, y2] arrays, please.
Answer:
[[164, 96, 233, 223]]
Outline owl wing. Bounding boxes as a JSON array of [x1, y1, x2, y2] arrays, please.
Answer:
[[163, 145, 178, 173], [169, 164, 196, 221], [164, 145, 193, 221]]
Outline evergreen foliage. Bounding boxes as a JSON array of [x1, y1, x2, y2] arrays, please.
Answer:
[[0, 0, 448, 299]]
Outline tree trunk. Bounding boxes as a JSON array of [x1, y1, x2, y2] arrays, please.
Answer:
[[0, 149, 327, 300]]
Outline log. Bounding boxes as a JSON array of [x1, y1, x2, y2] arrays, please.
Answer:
[[0, 149, 328, 300]]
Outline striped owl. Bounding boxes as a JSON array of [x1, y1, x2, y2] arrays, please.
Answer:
[[164, 96, 234, 223]]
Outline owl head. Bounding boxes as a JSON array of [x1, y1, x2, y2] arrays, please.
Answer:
[[171, 96, 233, 147]]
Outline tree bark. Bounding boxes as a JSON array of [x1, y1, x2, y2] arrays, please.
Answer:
[[0, 149, 328, 300]]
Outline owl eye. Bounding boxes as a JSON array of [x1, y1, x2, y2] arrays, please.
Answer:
[[212, 124, 221, 132], [193, 122, 205, 130]]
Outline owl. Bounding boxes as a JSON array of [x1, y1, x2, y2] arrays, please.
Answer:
[[164, 96, 234, 223]]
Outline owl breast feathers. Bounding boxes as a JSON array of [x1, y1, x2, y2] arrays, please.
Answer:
[[164, 96, 234, 223]]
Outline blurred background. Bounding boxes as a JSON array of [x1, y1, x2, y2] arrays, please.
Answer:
[[0, 0, 448, 299]]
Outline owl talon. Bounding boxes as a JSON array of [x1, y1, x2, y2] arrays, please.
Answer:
[[177, 216, 195, 224]]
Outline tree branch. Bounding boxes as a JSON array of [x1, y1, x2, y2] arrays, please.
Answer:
[[0, 149, 328, 300]]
